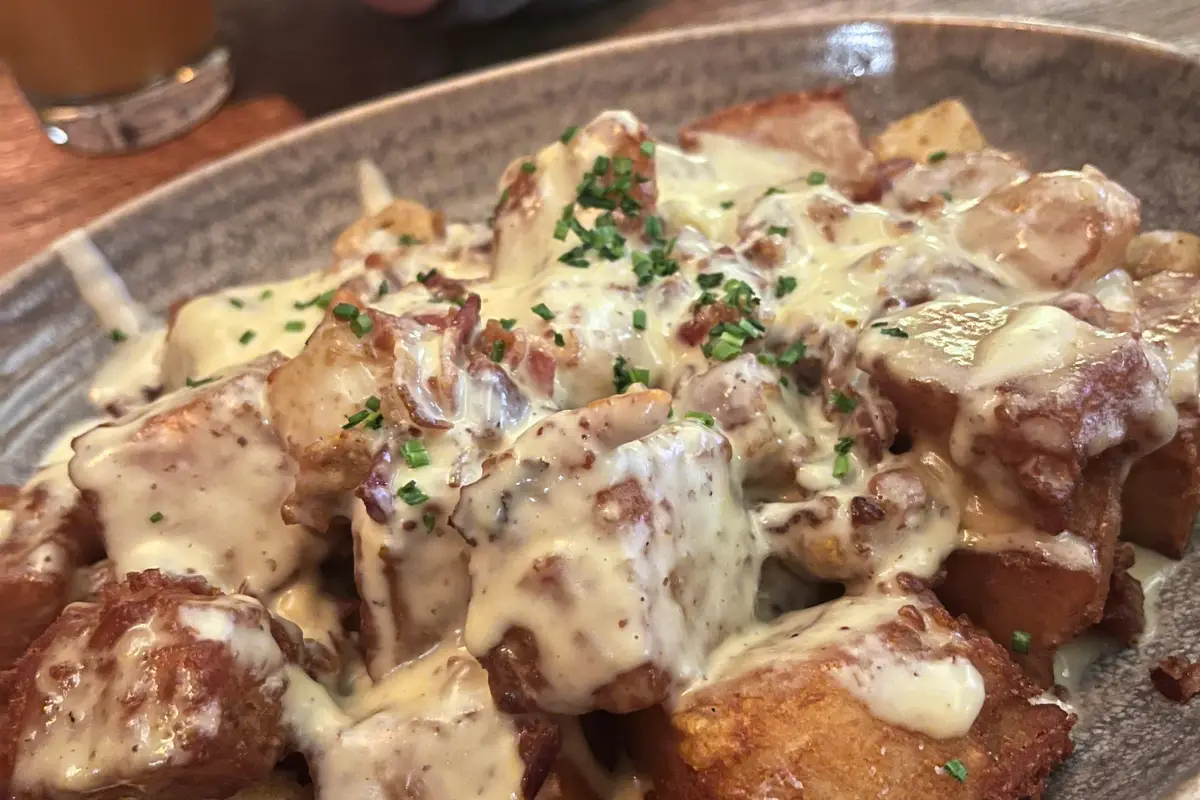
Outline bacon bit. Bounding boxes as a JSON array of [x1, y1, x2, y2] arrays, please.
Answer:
[[746, 234, 786, 268], [480, 319, 522, 363], [1152, 655, 1200, 703], [526, 347, 558, 396], [677, 301, 742, 347], [424, 271, 469, 303], [449, 294, 482, 353], [806, 196, 852, 243], [363, 252, 386, 270]]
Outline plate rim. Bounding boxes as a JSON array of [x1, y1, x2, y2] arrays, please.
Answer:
[[4, 11, 1196, 293]]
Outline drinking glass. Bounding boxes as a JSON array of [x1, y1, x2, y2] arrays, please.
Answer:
[[0, 0, 232, 154]]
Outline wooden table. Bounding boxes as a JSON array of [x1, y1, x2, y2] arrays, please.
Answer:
[[4, 0, 1200, 273]]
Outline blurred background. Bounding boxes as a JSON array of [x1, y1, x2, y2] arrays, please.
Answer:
[[2, 0, 1199, 272]]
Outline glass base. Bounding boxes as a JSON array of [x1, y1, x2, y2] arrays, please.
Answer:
[[33, 46, 233, 155]]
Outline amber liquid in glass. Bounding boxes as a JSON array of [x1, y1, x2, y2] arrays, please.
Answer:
[[0, 0, 216, 101]]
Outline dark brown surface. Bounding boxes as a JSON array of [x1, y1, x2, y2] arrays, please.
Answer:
[[4, 0, 1200, 274]]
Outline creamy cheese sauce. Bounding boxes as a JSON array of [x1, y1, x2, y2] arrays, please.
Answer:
[[282, 641, 527, 800], [11, 592, 290, 796], [24, 105, 1200, 797], [456, 392, 761, 712], [69, 356, 327, 594]]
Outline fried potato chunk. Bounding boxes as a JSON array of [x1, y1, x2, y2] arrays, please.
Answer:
[[871, 98, 988, 163], [0, 464, 101, 668], [957, 167, 1140, 290], [453, 390, 762, 715], [857, 298, 1176, 525], [626, 592, 1074, 799], [679, 89, 878, 198], [1125, 230, 1200, 280], [70, 355, 328, 595], [334, 198, 445, 260], [1123, 269, 1200, 555], [882, 149, 1028, 214], [0, 571, 297, 800], [938, 451, 1128, 685], [284, 642, 557, 800]]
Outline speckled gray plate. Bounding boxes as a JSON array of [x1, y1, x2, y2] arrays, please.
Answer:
[[3, 14, 1200, 798]]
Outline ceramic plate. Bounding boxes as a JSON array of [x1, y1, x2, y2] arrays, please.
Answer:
[[3, 14, 1200, 798]]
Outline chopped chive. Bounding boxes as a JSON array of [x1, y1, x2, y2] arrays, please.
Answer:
[[778, 341, 807, 366], [928, 150, 948, 163], [343, 409, 371, 429], [490, 340, 506, 363], [229, 298, 245, 309], [417, 269, 437, 284], [737, 318, 764, 339], [553, 331, 565, 347], [832, 452, 851, 479], [763, 186, 784, 196], [834, 436, 855, 455], [943, 759, 967, 782], [630, 367, 651, 385], [697, 272, 725, 289], [260, 289, 274, 300], [697, 291, 716, 306], [780, 376, 790, 388], [560, 125, 579, 144], [871, 321, 887, 328], [397, 480, 429, 506], [711, 340, 742, 361], [644, 215, 665, 242], [185, 376, 216, 388], [757, 353, 778, 366], [767, 225, 790, 238], [378, 280, 390, 297], [632, 309, 647, 331], [422, 512, 436, 532], [332, 303, 359, 320], [148, 512, 164, 524], [685, 411, 715, 427], [294, 290, 334, 310], [832, 390, 858, 412], [592, 155, 611, 174], [500, 318, 517, 331], [806, 171, 827, 186], [720, 200, 735, 210], [402, 438, 431, 469], [365, 395, 381, 412], [350, 314, 373, 338], [1011, 630, 1032, 654], [531, 303, 555, 321], [640, 141, 656, 157], [776, 276, 798, 298], [284, 320, 306, 332], [110, 328, 128, 343], [520, 161, 537, 174], [879, 327, 909, 339], [238, 330, 256, 345], [940, 190, 954, 202], [398, 234, 420, 246]]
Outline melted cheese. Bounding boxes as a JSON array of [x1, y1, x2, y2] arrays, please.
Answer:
[[282, 642, 527, 800], [69, 358, 326, 594], [457, 397, 761, 712], [37, 106, 1198, 789], [162, 267, 360, 389]]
